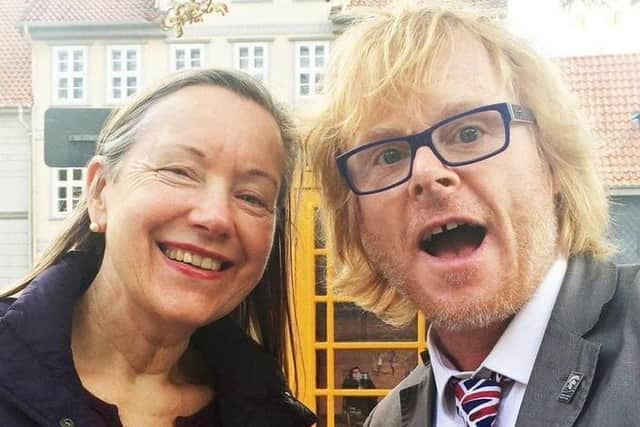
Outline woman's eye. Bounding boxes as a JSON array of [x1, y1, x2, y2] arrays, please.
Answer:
[[457, 126, 482, 143], [239, 194, 268, 208], [161, 167, 191, 178]]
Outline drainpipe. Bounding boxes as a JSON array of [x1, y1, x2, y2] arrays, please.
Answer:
[[20, 22, 36, 266], [17, 104, 35, 267]]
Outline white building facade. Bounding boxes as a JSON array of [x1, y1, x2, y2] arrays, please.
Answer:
[[19, 0, 336, 260], [0, 0, 32, 286]]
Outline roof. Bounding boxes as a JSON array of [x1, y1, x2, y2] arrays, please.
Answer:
[[345, 0, 507, 12], [20, 0, 158, 24], [0, 0, 31, 106], [558, 53, 640, 188]]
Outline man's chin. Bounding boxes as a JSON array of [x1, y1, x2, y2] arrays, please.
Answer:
[[423, 294, 523, 333]]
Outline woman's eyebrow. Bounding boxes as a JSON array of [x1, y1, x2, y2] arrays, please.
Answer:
[[173, 143, 206, 159], [239, 168, 280, 191]]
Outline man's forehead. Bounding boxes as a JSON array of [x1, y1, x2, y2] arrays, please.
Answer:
[[344, 28, 510, 146], [353, 92, 507, 146]]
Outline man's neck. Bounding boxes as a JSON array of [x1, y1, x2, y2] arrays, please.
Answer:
[[431, 318, 511, 371]]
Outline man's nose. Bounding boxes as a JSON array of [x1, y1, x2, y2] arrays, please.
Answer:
[[408, 146, 461, 199]]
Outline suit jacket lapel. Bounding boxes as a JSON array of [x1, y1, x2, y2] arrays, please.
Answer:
[[516, 255, 617, 427], [401, 363, 435, 427]]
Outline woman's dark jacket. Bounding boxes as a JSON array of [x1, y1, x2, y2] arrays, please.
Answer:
[[0, 251, 316, 427]]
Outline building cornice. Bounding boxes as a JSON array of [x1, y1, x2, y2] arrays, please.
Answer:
[[0, 212, 28, 220], [171, 22, 336, 39], [21, 21, 166, 41], [0, 106, 32, 114], [610, 186, 640, 196]]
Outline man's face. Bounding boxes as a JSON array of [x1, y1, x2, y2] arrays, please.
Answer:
[[352, 31, 559, 332]]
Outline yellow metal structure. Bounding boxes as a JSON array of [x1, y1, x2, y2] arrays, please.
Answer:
[[292, 171, 427, 427]]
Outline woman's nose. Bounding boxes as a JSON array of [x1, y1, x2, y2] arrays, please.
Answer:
[[188, 189, 235, 239]]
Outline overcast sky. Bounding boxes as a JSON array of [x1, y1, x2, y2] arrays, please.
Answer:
[[508, 0, 640, 57]]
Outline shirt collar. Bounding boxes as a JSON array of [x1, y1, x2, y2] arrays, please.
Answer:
[[428, 256, 567, 398]]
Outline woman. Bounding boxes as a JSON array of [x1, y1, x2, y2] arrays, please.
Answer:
[[0, 69, 315, 427]]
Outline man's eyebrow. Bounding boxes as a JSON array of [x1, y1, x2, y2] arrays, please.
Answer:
[[435, 98, 499, 120], [358, 99, 499, 143], [358, 127, 406, 144]]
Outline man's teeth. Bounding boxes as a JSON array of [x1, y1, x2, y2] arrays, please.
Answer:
[[423, 222, 463, 241], [165, 248, 222, 271]]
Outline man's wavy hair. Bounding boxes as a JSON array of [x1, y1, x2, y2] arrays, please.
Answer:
[[306, 1, 611, 326]]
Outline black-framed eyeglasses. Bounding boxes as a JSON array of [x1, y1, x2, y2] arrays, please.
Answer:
[[336, 102, 536, 195]]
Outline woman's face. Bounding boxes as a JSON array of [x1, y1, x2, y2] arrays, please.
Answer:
[[90, 85, 285, 328]]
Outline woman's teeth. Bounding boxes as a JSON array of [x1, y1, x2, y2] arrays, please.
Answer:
[[164, 248, 222, 271]]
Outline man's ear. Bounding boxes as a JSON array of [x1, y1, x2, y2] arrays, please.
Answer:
[[86, 156, 109, 231]]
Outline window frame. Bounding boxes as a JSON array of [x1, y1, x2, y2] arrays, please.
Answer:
[[170, 44, 205, 71], [51, 167, 86, 218], [106, 45, 142, 104], [233, 42, 269, 83], [292, 189, 428, 427], [52, 46, 88, 105], [295, 41, 329, 99]]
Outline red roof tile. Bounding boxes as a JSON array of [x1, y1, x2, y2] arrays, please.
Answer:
[[0, 0, 31, 106], [21, 0, 158, 24], [558, 54, 640, 188]]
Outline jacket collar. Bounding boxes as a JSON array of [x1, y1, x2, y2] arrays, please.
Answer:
[[549, 254, 617, 336]]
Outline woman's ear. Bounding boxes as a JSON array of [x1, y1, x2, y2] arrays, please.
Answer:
[[86, 156, 109, 231]]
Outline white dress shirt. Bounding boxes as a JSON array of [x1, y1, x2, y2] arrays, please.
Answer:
[[427, 257, 568, 427]]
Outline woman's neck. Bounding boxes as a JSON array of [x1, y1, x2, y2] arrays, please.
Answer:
[[71, 272, 196, 381], [70, 273, 215, 424]]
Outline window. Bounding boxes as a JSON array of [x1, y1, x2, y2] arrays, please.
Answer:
[[296, 41, 329, 98], [53, 46, 87, 104], [107, 46, 141, 103], [171, 44, 204, 71], [609, 195, 640, 263], [234, 43, 268, 82], [52, 168, 85, 217]]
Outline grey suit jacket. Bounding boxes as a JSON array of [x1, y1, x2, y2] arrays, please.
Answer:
[[364, 255, 640, 427]]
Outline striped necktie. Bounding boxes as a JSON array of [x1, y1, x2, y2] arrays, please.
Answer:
[[454, 372, 510, 427]]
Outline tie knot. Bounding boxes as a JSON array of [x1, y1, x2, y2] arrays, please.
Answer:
[[454, 372, 510, 427]]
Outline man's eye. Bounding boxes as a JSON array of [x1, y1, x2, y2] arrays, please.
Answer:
[[457, 126, 482, 143], [375, 148, 408, 165]]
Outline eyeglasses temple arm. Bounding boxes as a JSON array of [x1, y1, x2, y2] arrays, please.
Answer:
[[509, 104, 536, 123]]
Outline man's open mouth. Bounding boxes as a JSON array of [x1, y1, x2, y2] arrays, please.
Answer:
[[419, 222, 487, 258]]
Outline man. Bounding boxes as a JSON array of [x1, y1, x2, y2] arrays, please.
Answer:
[[343, 367, 378, 419], [307, 3, 640, 427]]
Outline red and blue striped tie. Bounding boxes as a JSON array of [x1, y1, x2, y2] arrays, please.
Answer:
[[454, 373, 510, 427]]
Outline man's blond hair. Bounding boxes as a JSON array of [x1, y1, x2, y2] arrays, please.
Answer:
[[306, 2, 611, 326]]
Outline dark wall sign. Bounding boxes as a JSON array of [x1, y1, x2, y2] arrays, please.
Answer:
[[44, 108, 112, 167]]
